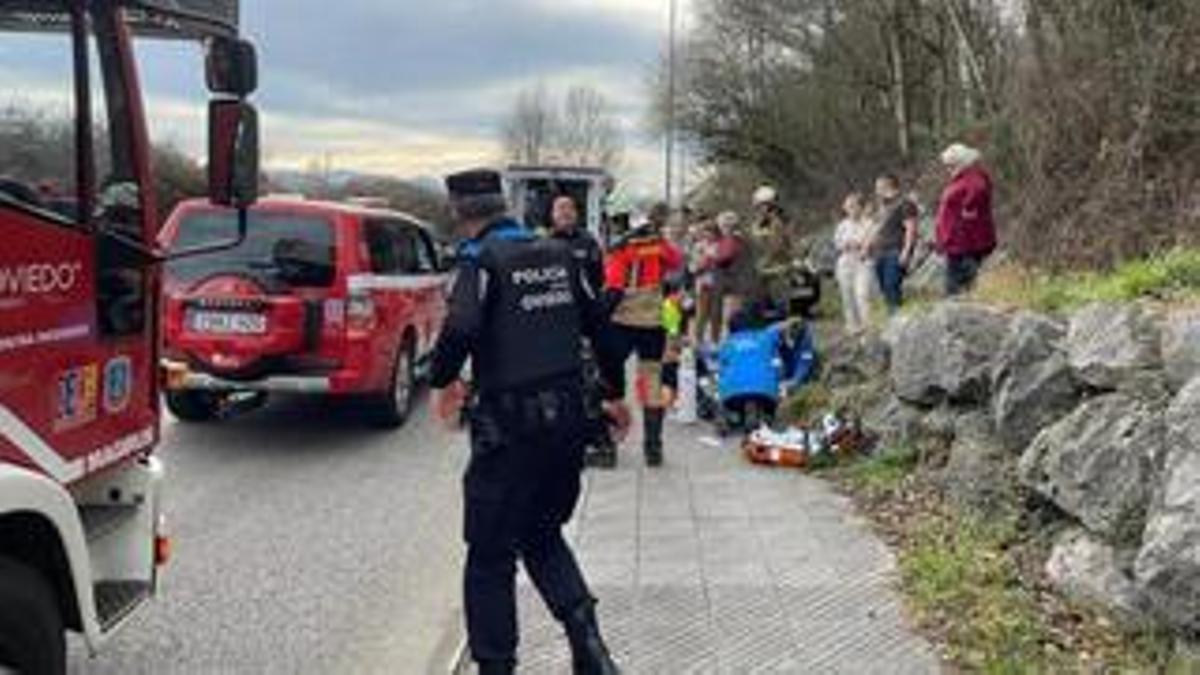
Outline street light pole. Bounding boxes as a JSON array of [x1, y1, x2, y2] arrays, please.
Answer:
[[665, 0, 677, 209]]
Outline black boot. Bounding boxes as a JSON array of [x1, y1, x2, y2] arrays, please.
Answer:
[[585, 441, 618, 469], [476, 659, 515, 675], [564, 601, 620, 675], [643, 408, 664, 467], [583, 432, 619, 466]]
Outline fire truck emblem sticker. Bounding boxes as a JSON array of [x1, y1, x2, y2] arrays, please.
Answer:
[[103, 356, 133, 414], [54, 364, 99, 431]]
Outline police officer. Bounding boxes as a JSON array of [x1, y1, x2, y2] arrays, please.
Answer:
[[430, 169, 629, 675], [548, 194, 616, 469], [604, 203, 684, 467], [549, 194, 604, 291]]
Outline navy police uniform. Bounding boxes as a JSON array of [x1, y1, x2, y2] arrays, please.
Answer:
[[552, 226, 616, 468], [552, 226, 605, 294], [430, 170, 622, 674]]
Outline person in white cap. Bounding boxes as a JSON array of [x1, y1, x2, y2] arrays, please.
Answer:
[[935, 143, 996, 295]]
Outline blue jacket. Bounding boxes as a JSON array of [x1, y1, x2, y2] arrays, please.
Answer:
[[717, 323, 817, 402], [718, 325, 784, 401]]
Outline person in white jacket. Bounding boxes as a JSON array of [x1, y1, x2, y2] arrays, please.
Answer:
[[834, 192, 876, 335]]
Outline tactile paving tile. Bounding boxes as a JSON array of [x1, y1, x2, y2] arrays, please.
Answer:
[[510, 425, 940, 674]]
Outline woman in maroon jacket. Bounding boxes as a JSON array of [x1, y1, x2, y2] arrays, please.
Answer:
[[936, 143, 997, 295]]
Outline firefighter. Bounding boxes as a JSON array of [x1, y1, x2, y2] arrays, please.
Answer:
[[750, 185, 798, 307], [604, 203, 684, 467], [430, 169, 629, 675]]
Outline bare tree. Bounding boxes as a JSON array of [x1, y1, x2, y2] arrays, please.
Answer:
[[557, 86, 624, 170], [501, 84, 626, 169], [659, 0, 1200, 267], [502, 84, 557, 165]]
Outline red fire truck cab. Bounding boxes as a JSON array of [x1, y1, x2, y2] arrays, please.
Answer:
[[159, 197, 450, 427], [0, 2, 259, 672]]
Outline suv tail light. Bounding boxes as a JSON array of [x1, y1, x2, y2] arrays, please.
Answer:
[[347, 292, 376, 333]]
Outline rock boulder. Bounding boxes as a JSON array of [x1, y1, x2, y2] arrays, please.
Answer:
[[1046, 529, 1150, 625], [1066, 303, 1162, 391], [1162, 308, 1200, 392], [822, 333, 890, 390], [890, 303, 1011, 407], [1019, 394, 1165, 544], [1135, 377, 1200, 633], [942, 413, 1018, 514], [991, 313, 1081, 453]]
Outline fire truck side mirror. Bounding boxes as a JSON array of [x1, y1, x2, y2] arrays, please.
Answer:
[[208, 100, 259, 209], [206, 37, 258, 97]]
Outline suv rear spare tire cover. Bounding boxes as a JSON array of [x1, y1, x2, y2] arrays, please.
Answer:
[[179, 272, 307, 377]]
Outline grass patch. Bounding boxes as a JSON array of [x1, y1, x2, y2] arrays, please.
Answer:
[[824, 450, 1182, 672], [899, 509, 1177, 673], [901, 512, 1051, 671], [973, 247, 1200, 312], [779, 384, 832, 425], [840, 445, 919, 495]]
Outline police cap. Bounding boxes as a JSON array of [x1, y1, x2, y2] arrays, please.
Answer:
[[445, 169, 503, 199]]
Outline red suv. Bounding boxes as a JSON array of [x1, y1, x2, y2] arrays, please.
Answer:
[[159, 197, 449, 427]]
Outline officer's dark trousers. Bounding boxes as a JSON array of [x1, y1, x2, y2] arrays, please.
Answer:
[[463, 387, 592, 664]]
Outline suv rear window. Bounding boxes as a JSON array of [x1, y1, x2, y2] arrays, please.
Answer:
[[365, 219, 436, 275], [168, 211, 337, 287]]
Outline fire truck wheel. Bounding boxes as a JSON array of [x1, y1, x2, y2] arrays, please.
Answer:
[[0, 557, 65, 675], [165, 390, 222, 423], [373, 339, 416, 429]]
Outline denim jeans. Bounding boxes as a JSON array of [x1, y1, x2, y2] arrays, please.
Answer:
[[946, 254, 983, 296], [875, 253, 905, 313]]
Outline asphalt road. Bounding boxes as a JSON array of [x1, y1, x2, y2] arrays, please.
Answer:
[[67, 394, 467, 675]]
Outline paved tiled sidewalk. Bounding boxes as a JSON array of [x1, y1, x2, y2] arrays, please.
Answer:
[[514, 422, 941, 674]]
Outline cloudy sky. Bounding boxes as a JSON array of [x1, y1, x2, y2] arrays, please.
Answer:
[[0, 0, 693, 196]]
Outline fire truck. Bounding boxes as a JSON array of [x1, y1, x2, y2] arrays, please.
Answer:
[[0, 1, 259, 672]]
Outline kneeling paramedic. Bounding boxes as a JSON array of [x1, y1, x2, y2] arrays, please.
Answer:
[[430, 169, 631, 675]]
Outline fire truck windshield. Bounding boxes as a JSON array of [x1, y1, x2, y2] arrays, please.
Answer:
[[167, 212, 336, 288]]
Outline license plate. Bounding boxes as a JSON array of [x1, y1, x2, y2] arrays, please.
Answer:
[[187, 311, 267, 335]]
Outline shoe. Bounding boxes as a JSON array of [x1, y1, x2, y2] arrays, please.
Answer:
[[586, 443, 618, 469], [643, 408, 664, 467], [564, 601, 621, 675]]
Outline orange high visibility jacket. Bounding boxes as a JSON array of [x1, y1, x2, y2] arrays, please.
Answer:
[[605, 229, 684, 328]]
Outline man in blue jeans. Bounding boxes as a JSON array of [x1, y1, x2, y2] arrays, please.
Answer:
[[871, 175, 920, 313]]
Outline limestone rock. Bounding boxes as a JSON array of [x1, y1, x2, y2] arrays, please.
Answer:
[[991, 313, 1081, 453], [890, 303, 1011, 407], [1135, 377, 1200, 633], [1019, 394, 1165, 544], [1066, 303, 1162, 391], [1046, 529, 1150, 625], [1162, 308, 1200, 392]]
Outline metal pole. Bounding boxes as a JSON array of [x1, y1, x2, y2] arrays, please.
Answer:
[[665, 0, 677, 208]]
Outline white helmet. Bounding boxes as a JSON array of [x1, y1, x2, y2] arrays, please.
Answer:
[[752, 185, 778, 207]]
